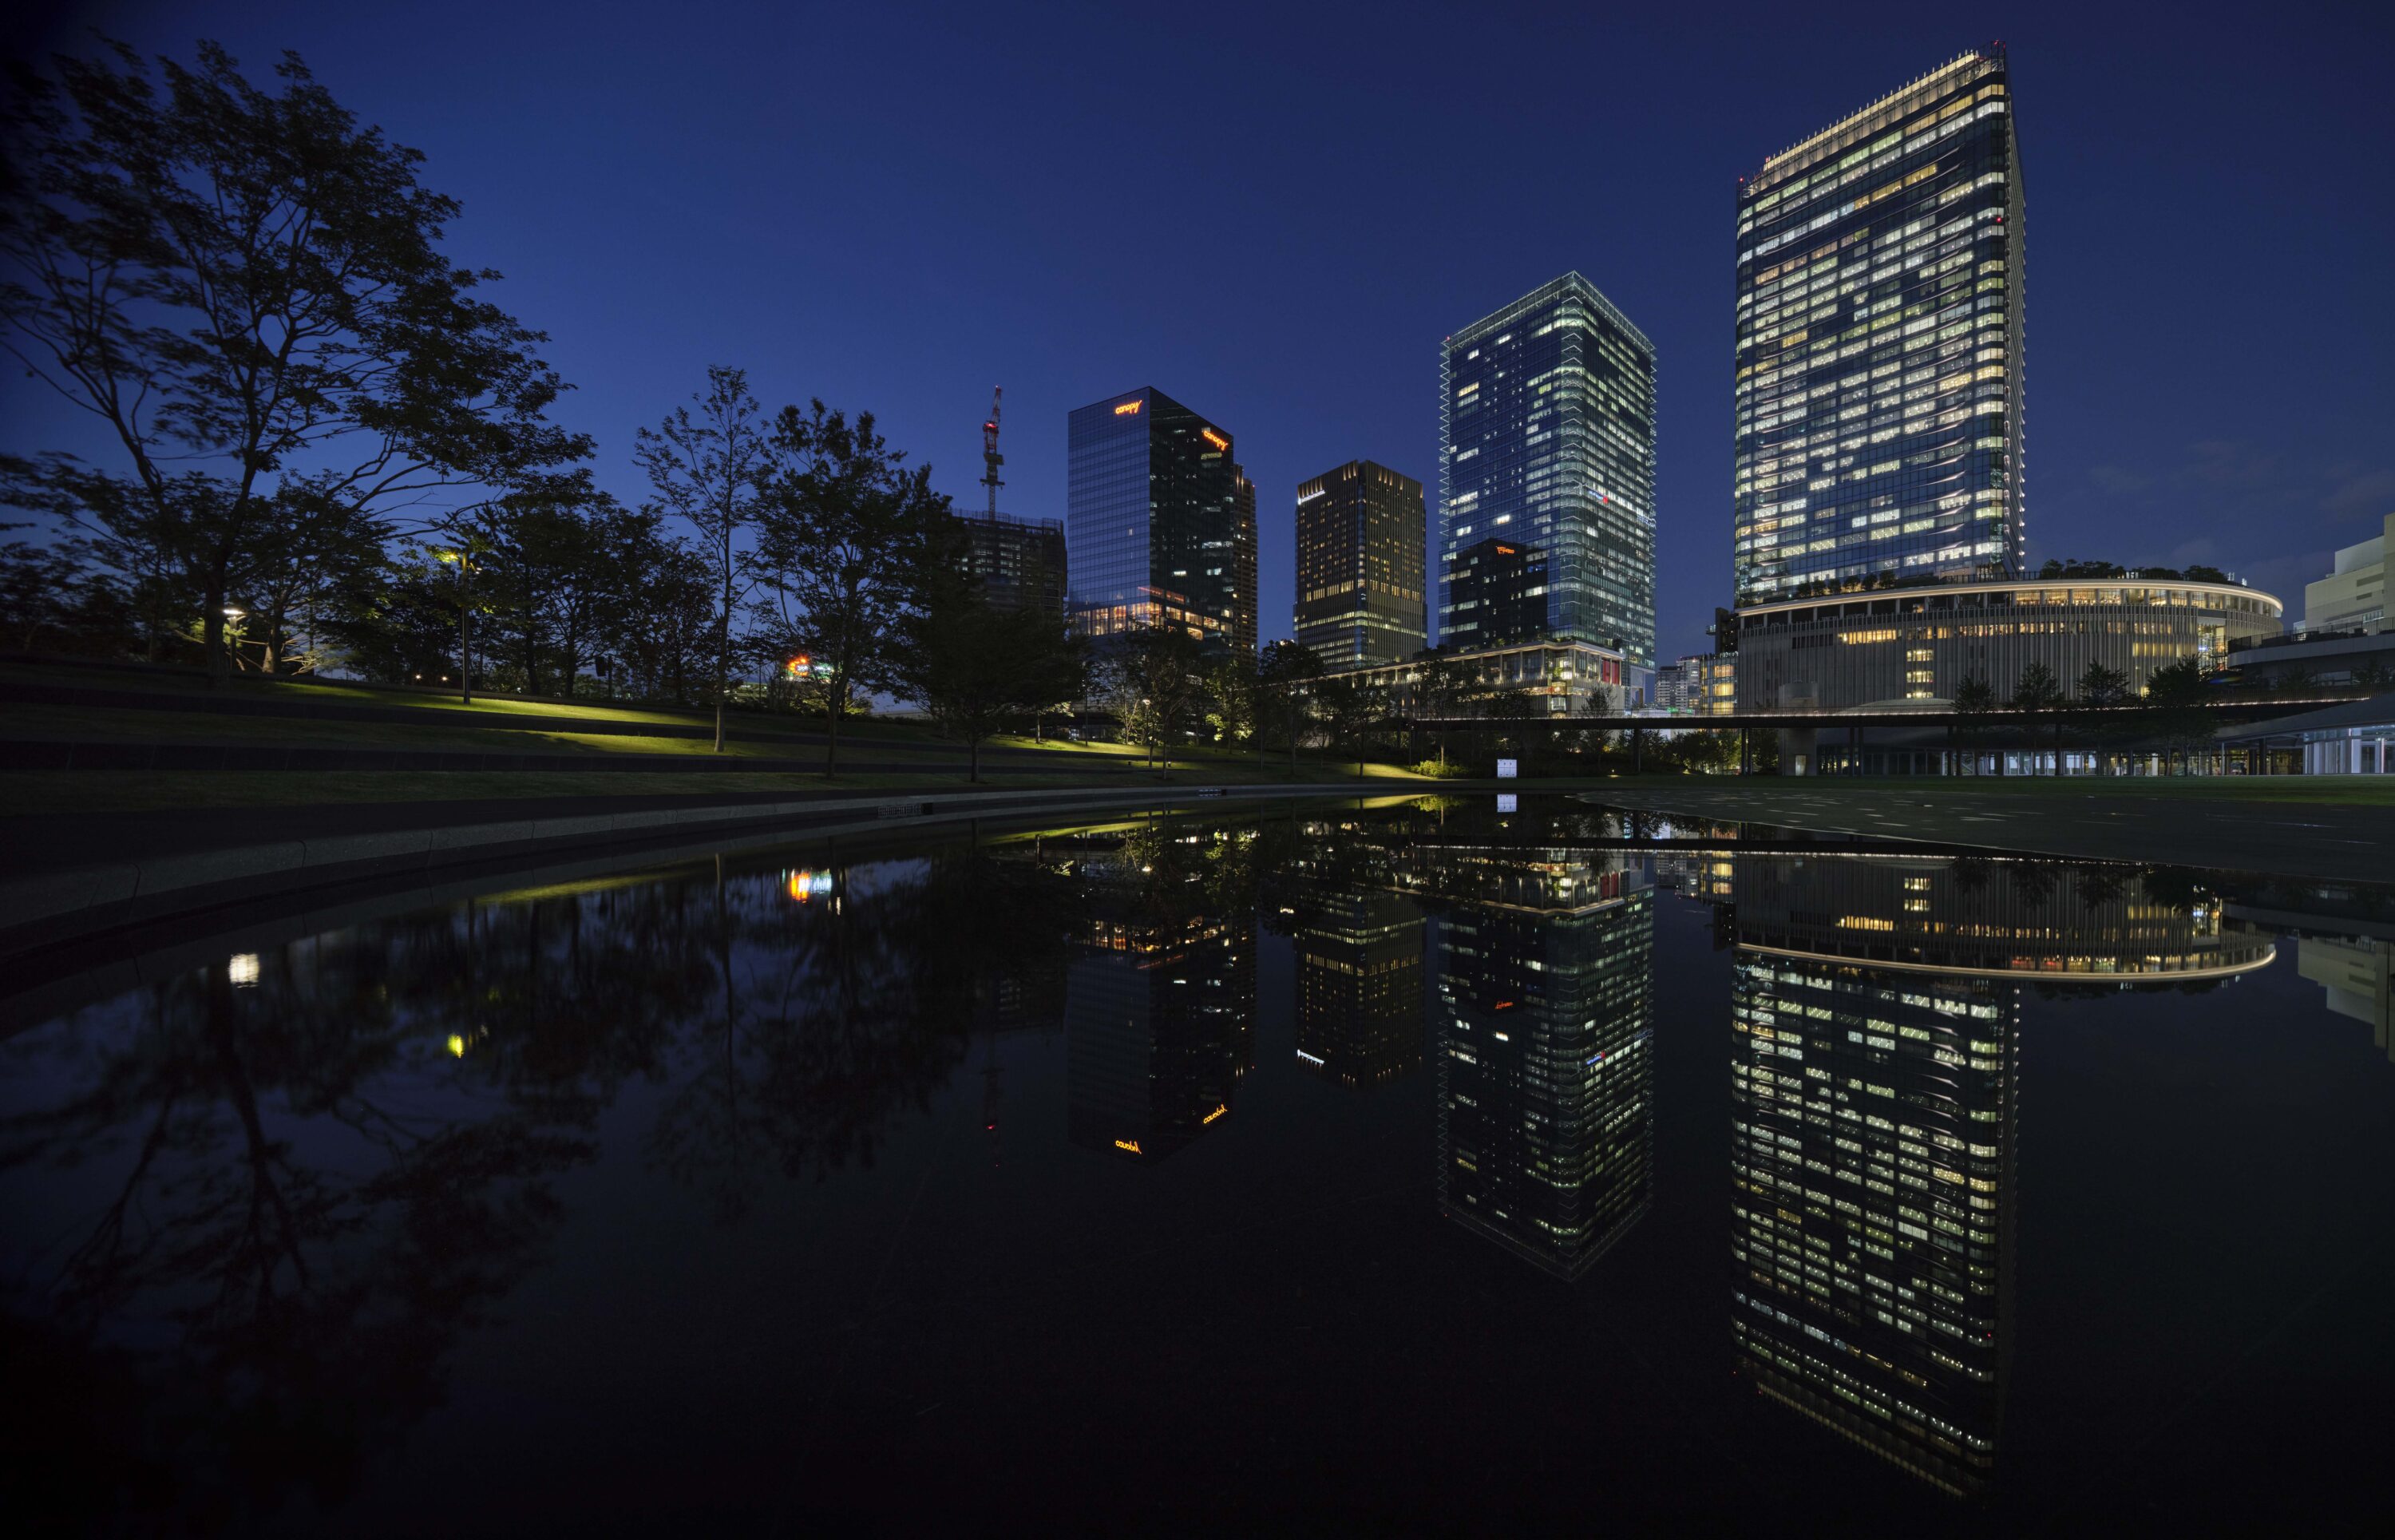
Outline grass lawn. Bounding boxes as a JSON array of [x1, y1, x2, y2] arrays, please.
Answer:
[[2, 659, 988, 744]]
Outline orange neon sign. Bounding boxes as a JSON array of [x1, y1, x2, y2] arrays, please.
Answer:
[[1114, 400, 1142, 415], [1201, 428, 1229, 449], [1114, 1138, 1143, 1154], [1202, 1104, 1227, 1125]]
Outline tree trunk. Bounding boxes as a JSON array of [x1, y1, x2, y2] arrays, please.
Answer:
[[457, 564, 473, 706], [969, 737, 980, 784], [825, 685, 840, 777], [202, 572, 228, 687]]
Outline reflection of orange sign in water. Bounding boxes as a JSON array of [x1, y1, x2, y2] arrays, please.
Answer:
[[1114, 400, 1142, 415], [1201, 427, 1229, 449], [1114, 1138, 1143, 1154], [786, 870, 833, 902]]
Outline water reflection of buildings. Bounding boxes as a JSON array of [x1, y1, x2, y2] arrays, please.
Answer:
[[1724, 857, 2270, 1498], [1410, 846, 1655, 1278], [2297, 937, 2395, 1063], [1063, 832, 1257, 1164], [1294, 892, 1424, 1089]]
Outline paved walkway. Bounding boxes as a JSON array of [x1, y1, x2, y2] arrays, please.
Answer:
[[0, 785, 1109, 878], [1590, 790, 2395, 886], [1587, 782, 2395, 882]]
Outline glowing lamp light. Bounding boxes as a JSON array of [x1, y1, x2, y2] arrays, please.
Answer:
[[786, 870, 833, 903], [446, 1033, 467, 1058], [228, 952, 260, 987]]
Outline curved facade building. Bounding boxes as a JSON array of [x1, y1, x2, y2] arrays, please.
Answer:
[[1732, 577, 2282, 711]]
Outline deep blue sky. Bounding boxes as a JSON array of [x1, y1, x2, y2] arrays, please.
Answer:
[[8, 0, 2392, 658]]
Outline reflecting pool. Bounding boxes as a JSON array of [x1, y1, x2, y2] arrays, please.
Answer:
[[5, 796, 2391, 1530]]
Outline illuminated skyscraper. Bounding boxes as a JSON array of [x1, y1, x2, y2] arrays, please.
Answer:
[[1440, 272, 1657, 667], [1294, 459, 1427, 667], [1417, 849, 1654, 1277], [1067, 387, 1240, 643], [1227, 465, 1258, 657], [1732, 48, 2025, 604]]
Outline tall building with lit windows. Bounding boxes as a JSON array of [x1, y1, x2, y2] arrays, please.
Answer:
[[1067, 387, 1241, 643], [1295, 459, 1427, 667], [1732, 47, 2025, 607], [1441, 273, 1657, 667], [1226, 465, 1258, 657]]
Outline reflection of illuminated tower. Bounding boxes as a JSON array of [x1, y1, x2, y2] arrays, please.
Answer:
[[1295, 892, 1424, 1088], [1064, 836, 1256, 1163], [1722, 856, 2266, 1498], [1426, 852, 1654, 1277], [1730, 947, 2012, 1496]]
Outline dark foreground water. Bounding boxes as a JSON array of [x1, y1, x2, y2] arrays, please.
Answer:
[[5, 796, 2392, 1533]]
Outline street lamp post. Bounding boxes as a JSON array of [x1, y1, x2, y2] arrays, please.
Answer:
[[437, 548, 473, 705]]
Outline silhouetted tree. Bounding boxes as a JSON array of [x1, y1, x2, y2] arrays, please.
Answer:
[[1953, 675, 1997, 774], [2009, 662, 2064, 774], [896, 565, 1090, 782], [0, 39, 586, 681], [635, 366, 769, 748], [1257, 639, 1323, 772], [754, 401, 946, 775]]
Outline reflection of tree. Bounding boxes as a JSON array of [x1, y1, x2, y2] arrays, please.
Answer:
[[645, 842, 1087, 1218], [1, 947, 596, 1528]]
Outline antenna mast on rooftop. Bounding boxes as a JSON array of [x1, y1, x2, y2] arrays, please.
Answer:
[[980, 386, 1004, 519]]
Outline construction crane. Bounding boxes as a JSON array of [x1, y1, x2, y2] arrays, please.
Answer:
[[980, 386, 1004, 520]]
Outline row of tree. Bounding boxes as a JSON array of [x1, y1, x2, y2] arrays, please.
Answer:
[[0, 39, 1114, 773], [1948, 658, 2229, 774]]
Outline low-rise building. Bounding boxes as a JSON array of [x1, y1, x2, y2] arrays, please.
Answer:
[[1730, 576, 2282, 712], [2302, 511, 2391, 637], [1317, 638, 1644, 717]]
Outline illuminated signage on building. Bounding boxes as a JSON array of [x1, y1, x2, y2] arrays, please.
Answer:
[[1201, 428, 1229, 450], [1113, 1138, 1143, 1154], [1114, 400, 1142, 416]]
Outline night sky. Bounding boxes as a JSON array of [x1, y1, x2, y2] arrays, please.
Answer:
[[6, 0, 2391, 660]]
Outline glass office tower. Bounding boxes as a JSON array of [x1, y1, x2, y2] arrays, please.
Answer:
[[1067, 387, 1240, 643], [1732, 47, 2025, 605], [1440, 273, 1657, 667], [1294, 459, 1429, 667]]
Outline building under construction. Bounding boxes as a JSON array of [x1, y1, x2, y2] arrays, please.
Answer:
[[956, 386, 1067, 618]]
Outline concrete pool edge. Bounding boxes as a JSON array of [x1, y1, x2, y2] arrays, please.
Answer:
[[0, 782, 1376, 967]]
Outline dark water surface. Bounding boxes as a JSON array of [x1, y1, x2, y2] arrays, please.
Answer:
[[6, 796, 2391, 1533]]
